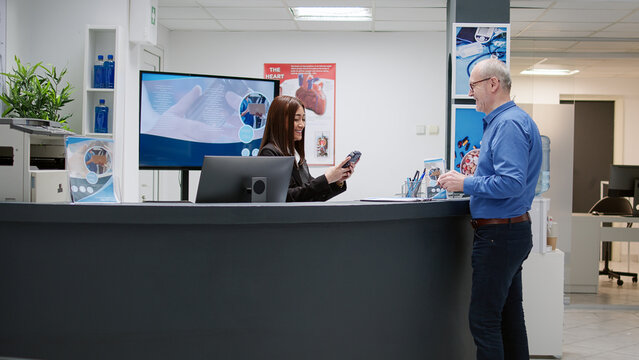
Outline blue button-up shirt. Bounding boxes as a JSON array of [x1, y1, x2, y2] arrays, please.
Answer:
[[463, 101, 542, 219]]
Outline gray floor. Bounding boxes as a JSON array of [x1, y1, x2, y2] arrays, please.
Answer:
[[560, 260, 639, 359]]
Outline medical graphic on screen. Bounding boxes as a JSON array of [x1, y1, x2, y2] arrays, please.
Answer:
[[139, 71, 278, 169], [453, 24, 509, 98]]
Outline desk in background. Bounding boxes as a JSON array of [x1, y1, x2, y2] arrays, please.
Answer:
[[568, 213, 639, 293]]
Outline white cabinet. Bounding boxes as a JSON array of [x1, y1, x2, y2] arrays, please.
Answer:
[[82, 26, 119, 136], [523, 250, 565, 358]]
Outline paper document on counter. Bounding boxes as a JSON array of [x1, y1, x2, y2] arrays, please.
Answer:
[[361, 197, 434, 202]]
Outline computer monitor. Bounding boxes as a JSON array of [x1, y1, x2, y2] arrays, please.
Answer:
[[608, 164, 639, 216], [195, 156, 294, 203]]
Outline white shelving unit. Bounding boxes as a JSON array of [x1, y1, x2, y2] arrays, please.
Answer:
[[82, 26, 119, 137]]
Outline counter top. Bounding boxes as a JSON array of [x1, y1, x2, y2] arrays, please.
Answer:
[[0, 198, 470, 225]]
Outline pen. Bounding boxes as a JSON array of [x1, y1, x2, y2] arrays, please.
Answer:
[[414, 168, 428, 197], [418, 168, 426, 182], [411, 170, 424, 197]]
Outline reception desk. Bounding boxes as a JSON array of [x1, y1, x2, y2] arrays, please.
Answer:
[[0, 200, 474, 360]]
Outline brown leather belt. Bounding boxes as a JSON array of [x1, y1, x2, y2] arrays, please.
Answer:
[[470, 212, 530, 230]]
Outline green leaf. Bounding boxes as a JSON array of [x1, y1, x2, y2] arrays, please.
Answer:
[[0, 55, 74, 123]]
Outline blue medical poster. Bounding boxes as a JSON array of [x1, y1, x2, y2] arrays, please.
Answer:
[[65, 136, 118, 203], [453, 23, 510, 98], [452, 106, 484, 173]]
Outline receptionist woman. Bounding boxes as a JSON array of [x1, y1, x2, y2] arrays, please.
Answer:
[[258, 95, 356, 202]]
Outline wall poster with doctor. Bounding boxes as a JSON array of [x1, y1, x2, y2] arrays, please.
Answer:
[[453, 23, 510, 98], [264, 63, 336, 166]]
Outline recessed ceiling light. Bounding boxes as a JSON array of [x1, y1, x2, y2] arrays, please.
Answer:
[[520, 69, 580, 76], [290, 7, 372, 21]]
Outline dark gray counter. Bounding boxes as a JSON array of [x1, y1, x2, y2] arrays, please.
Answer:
[[0, 200, 474, 360]]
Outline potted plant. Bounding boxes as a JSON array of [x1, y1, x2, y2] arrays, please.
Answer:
[[0, 55, 74, 128]]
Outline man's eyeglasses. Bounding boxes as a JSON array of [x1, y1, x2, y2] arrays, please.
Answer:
[[469, 77, 492, 91]]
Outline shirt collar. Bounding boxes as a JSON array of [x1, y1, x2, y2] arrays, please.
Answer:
[[483, 100, 516, 128]]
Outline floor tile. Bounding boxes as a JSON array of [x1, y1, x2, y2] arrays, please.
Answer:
[[613, 342, 639, 356], [561, 260, 639, 359]]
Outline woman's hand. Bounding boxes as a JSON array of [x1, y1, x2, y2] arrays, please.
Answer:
[[325, 156, 355, 184]]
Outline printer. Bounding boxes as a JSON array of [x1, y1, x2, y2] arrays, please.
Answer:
[[0, 118, 75, 202]]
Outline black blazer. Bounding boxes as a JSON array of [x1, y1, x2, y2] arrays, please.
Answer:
[[258, 143, 346, 202]]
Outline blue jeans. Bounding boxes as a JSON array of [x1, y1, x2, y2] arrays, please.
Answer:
[[469, 221, 533, 360]]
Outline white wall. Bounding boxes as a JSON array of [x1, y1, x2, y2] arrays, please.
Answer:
[[7, 0, 129, 133], [512, 75, 639, 165], [167, 31, 447, 201]]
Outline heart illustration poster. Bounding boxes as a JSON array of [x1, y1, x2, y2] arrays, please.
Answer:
[[264, 63, 335, 166]]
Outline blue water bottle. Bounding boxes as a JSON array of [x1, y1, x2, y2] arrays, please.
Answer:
[[93, 55, 104, 88], [94, 99, 109, 133], [535, 135, 550, 196], [104, 54, 115, 89]]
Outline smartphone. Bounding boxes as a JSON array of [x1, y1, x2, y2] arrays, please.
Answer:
[[342, 150, 362, 168]]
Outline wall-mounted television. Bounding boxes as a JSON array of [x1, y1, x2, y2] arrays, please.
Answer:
[[139, 71, 280, 170]]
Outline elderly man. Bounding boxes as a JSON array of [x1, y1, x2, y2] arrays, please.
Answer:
[[438, 58, 542, 360]]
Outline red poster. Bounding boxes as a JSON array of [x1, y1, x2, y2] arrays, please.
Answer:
[[264, 63, 336, 166]]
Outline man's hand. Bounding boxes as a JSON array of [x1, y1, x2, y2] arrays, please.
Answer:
[[437, 170, 467, 192]]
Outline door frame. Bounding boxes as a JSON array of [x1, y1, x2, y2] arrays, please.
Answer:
[[559, 94, 624, 164]]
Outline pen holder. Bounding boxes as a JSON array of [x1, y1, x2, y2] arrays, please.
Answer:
[[401, 180, 425, 198]]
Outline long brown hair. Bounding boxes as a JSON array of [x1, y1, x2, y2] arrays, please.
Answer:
[[259, 95, 306, 163]]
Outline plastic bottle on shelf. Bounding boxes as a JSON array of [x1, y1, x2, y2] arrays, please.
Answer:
[[104, 54, 115, 89], [94, 99, 109, 133], [535, 135, 550, 196], [93, 55, 105, 88]]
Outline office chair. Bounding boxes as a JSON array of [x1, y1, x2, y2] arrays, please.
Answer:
[[589, 196, 639, 286]]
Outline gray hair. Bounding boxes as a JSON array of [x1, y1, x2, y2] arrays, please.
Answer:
[[475, 58, 511, 91]]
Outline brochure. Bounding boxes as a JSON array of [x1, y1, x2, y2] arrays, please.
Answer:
[[423, 158, 448, 200], [65, 136, 118, 203]]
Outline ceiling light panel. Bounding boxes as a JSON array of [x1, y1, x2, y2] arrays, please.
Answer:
[[291, 7, 372, 21]]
